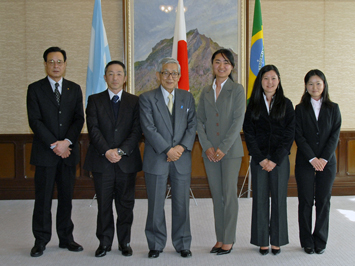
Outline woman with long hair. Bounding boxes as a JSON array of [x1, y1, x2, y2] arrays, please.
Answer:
[[295, 69, 341, 255], [197, 49, 245, 255], [243, 64, 295, 255]]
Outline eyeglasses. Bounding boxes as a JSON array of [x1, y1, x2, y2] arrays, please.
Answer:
[[47, 59, 64, 66], [161, 71, 179, 79]]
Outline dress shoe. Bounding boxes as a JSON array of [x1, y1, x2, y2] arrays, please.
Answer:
[[180, 249, 192, 258], [119, 244, 133, 256], [59, 241, 83, 252], [30, 245, 45, 257], [148, 250, 162, 258], [259, 247, 269, 255], [315, 247, 325, 254], [272, 247, 281, 255], [304, 247, 315, 254], [210, 246, 221, 253], [95, 245, 111, 257], [217, 244, 233, 256]]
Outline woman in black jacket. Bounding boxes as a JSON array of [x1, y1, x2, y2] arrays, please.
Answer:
[[243, 65, 295, 256], [295, 70, 341, 255]]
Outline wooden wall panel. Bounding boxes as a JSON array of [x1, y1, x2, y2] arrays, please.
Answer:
[[347, 139, 355, 175], [0, 143, 15, 178], [0, 132, 355, 199]]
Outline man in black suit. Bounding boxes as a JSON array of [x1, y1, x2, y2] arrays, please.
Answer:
[[84, 61, 142, 258], [27, 47, 84, 257]]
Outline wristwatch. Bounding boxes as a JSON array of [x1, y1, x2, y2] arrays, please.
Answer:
[[117, 148, 126, 156]]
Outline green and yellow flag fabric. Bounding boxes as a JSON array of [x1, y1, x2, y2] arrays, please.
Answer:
[[247, 0, 265, 104]]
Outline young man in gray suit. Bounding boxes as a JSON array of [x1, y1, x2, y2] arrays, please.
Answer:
[[139, 57, 197, 259]]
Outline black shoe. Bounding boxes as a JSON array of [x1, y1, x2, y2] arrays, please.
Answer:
[[180, 249, 192, 258], [259, 247, 269, 255], [30, 245, 45, 257], [148, 250, 162, 258], [315, 247, 325, 254], [272, 247, 281, 255], [304, 247, 315, 254], [210, 246, 221, 253], [217, 244, 233, 256], [95, 245, 111, 257], [119, 244, 133, 256], [59, 241, 83, 252]]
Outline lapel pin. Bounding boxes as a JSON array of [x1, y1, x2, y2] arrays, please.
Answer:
[[181, 105, 183, 109], [67, 88, 70, 90]]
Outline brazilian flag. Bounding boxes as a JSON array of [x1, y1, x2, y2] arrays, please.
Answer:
[[247, 0, 265, 104]]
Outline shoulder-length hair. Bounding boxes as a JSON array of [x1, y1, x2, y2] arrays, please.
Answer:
[[248, 64, 286, 120], [211, 49, 235, 81], [300, 69, 333, 109]]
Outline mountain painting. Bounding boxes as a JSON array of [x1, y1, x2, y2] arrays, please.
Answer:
[[133, 0, 240, 105]]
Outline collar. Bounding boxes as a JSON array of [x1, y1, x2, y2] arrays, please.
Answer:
[[161, 86, 175, 105], [212, 78, 228, 91], [47, 76, 63, 93], [108, 89, 123, 100]]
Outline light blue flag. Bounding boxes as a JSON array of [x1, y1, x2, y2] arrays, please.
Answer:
[[86, 0, 111, 106]]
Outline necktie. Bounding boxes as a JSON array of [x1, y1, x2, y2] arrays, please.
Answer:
[[168, 94, 173, 114], [54, 83, 60, 105], [112, 95, 119, 103], [112, 95, 120, 119]]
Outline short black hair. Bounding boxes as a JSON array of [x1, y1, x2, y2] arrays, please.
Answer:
[[104, 60, 126, 76], [43, 47, 67, 62]]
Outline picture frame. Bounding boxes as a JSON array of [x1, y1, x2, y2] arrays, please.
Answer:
[[123, 0, 247, 98]]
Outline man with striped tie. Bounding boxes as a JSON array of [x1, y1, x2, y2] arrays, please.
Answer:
[[27, 47, 84, 257]]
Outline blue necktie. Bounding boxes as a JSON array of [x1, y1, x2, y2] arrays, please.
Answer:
[[112, 95, 120, 119], [112, 95, 119, 103]]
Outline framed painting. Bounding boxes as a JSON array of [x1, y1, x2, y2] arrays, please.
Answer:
[[124, 0, 246, 104]]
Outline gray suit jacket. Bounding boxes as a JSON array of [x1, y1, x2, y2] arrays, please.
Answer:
[[197, 78, 245, 159], [139, 87, 197, 175]]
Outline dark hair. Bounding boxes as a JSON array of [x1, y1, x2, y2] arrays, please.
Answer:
[[248, 64, 286, 120], [104, 60, 126, 76], [211, 49, 235, 81], [43, 47, 67, 62], [300, 69, 333, 109]]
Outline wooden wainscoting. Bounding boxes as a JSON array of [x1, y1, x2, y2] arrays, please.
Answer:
[[0, 132, 355, 199]]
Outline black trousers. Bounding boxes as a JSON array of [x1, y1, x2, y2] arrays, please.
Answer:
[[250, 157, 290, 247], [295, 162, 336, 249], [32, 160, 76, 246], [92, 164, 136, 247]]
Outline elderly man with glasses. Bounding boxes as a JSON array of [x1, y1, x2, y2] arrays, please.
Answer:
[[139, 57, 197, 259]]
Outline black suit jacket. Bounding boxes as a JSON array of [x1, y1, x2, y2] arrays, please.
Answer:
[[84, 89, 142, 174], [243, 98, 295, 165], [295, 101, 341, 166], [27, 77, 84, 167]]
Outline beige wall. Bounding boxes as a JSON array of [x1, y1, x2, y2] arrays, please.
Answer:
[[0, 0, 123, 134], [249, 0, 355, 129], [0, 0, 354, 134]]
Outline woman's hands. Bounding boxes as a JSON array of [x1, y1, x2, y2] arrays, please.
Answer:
[[260, 159, 277, 172], [206, 147, 225, 162]]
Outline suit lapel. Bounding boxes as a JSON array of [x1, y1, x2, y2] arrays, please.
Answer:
[[115, 90, 128, 126], [60, 79, 70, 108], [205, 86, 217, 111], [307, 104, 319, 131], [41, 77, 58, 107], [155, 88, 173, 135], [216, 79, 232, 109], [100, 90, 116, 125], [174, 89, 184, 136]]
